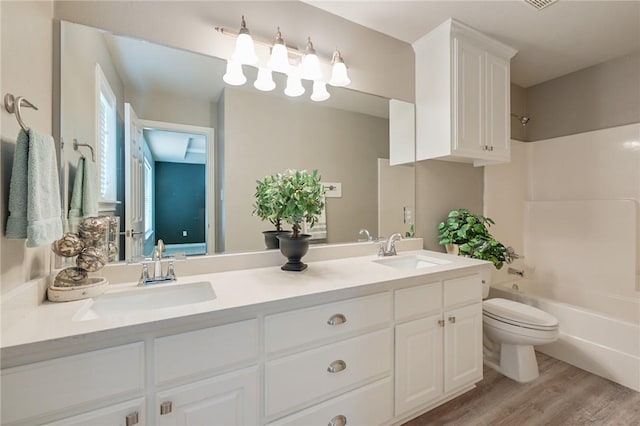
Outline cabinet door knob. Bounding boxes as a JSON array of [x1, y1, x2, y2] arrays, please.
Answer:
[[329, 414, 347, 426], [327, 313, 347, 326], [327, 359, 347, 373], [448, 316, 456, 324], [438, 319, 445, 327], [125, 411, 139, 426], [160, 401, 173, 415]]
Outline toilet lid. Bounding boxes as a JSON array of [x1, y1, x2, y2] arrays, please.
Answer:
[[483, 298, 558, 329]]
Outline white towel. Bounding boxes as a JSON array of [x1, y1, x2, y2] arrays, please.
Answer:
[[5, 129, 63, 247]]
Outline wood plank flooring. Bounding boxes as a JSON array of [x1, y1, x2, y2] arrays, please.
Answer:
[[403, 352, 640, 426]]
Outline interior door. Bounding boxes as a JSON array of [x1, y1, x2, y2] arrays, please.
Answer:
[[124, 103, 145, 260]]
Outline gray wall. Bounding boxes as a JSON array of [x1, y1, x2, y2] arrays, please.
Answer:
[[510, 83, 528, 142], [223, 87, 388, 252], [526, 51, 640, 141]]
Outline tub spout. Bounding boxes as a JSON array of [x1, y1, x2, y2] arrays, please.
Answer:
[[508, 267, 525, 277]]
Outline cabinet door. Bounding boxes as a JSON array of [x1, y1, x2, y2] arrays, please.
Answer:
[[156, 367, 258, 426], [453, 36, 485, 156], [395, 314, 443, 415], [444, 303, 483, 393], [45, 398, 145, 426], [485, 52, 511, 160]]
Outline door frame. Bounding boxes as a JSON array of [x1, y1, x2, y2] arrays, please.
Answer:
[[138, 119, 216, 256]]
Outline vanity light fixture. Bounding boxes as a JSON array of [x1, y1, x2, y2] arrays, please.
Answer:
[[301, 37, 323, 81], [284, 65, 305, 97], [222, 60, 247, 86], [310, 81, 330, 102], [267, 27, 291, 73], [231, 16, 258, 65], [329, 49, 351, 87], [215, 17, 352, 101], [254, 67, 276, 91]]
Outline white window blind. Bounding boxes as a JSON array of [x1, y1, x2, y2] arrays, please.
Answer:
[[96, 64, 117, 202], [144, 157, 153, 235]]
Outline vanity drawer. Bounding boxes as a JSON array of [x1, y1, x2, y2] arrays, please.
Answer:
[[154, 318, 259, 385], [265, 292, 392, 355], [395, 281, 441, 320], [1, 342, 144, 425], [267, 377, 393, 426], [265, 328, 392, 417], [444, 274, 482, 308]]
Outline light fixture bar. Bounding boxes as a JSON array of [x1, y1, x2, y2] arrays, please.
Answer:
[[215, 26, 301, 57]]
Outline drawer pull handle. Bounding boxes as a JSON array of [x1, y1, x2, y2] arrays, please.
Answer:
[[160, 401, 173, 415], [438, 319, 445, 327], [125, 412, 139, 426], [327, 359, 347, 373], [448, 316, 456, 324], [327, 313, 347, 326], [329, 414, 347, 426]]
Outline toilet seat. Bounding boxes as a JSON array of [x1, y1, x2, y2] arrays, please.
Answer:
[[483, 298, 558, 331]]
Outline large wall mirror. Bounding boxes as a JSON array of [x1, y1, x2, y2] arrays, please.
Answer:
[[59, 20, 415, 261]]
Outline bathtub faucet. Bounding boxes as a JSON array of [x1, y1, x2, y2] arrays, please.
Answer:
[[508, 267, 525, 277]]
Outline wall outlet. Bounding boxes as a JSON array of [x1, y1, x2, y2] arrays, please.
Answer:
[[403, 207, 413, 224], [182, 230, 188, 237]]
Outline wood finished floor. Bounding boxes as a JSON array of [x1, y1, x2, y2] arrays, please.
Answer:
[[403, 352, 640, 426]]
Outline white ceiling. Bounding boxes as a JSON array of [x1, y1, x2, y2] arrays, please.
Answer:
[[306, 0, 640, 88], [143, 129, 207, 164]]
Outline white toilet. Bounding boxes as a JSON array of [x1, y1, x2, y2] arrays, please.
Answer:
[[481, 280, 559, 383]]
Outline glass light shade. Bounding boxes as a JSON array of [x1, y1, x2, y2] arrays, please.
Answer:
[[311, 81, 330, 102], [301, 53, 322, 81], [254, 67, 276, 91], [329, 61, 351, 87], [232, 33, 258, 65], [284, 67, 305, 97], [222, 60, 247, 86], [268, 43, 290, 73]]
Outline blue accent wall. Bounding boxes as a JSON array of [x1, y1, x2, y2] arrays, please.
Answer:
[[154, 162, 205, 244]]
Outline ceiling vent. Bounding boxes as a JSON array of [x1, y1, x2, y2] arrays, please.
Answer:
[[525, 0, 558, 11]]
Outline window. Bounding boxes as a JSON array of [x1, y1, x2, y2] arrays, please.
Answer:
[[144, 156, 153, 237], [96, 64, 117, 202]]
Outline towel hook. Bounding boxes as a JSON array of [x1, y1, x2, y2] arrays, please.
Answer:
[[4, 93, 38, 132], [73, 139, 96, 162]]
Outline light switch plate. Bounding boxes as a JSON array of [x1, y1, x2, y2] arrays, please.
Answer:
[[322, 182, 342, 198]]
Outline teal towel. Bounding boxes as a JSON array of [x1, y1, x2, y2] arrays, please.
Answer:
[[68, 155, 98, 227], [5, 129, 63, 247]]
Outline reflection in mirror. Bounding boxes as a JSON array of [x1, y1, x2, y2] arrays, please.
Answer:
[[60, 20, 414, 262]]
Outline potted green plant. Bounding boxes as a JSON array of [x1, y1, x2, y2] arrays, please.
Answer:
[[274, 169, 325, 271], [438, 208, 516, 269], [253, 174, 291, 249]]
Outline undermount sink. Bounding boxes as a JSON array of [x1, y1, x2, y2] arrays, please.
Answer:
[[373, 254, 451, 270], [73, 281, 216, 321]]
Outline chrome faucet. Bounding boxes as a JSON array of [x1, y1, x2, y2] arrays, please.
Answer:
[[379, 232, 403, 257], [507, 267, 525, 277], [138, 239, 177, 286]]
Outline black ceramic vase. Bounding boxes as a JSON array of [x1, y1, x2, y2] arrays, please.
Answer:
[[263, 230, 292, 249], [277, 234, 311, 271]]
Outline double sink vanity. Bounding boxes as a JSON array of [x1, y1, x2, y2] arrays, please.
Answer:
[[1, 241, 490, 426]]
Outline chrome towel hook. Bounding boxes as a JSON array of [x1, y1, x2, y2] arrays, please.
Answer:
[[73, 139, 96, 162], [4, 93, 38, 131]]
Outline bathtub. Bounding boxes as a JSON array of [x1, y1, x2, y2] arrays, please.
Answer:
[[489, 280, 640, 392]]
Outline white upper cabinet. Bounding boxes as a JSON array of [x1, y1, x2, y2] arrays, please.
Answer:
[[413, 18, 517, 166]]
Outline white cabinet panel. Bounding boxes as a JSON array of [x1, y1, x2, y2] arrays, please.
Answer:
[[395, 282, 441, 320], [454, 36, 485, 156], [395, 315, 443, 415], [444, 303, 483, 393], [265, 328, 392, 417], [390, 99, 416, 165], [268, 378, 393, 426], [1, 342, 144, 425], [155, 319, 258, 385], [443, 274, 482, 308], [265, 292, 392, 355], [156, 367, 259, 426], [45, 398, 145, 426]]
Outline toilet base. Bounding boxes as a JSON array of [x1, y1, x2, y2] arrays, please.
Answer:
[[483, 343, 539, 383]]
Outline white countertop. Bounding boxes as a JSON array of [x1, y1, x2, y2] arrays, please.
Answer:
[[1, 250, 489, 356]]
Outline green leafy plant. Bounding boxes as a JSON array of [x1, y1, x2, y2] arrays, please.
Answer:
[[438, 208, 516, 269], [253, 174, 284, 231], [277, 169, 325, 238]]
